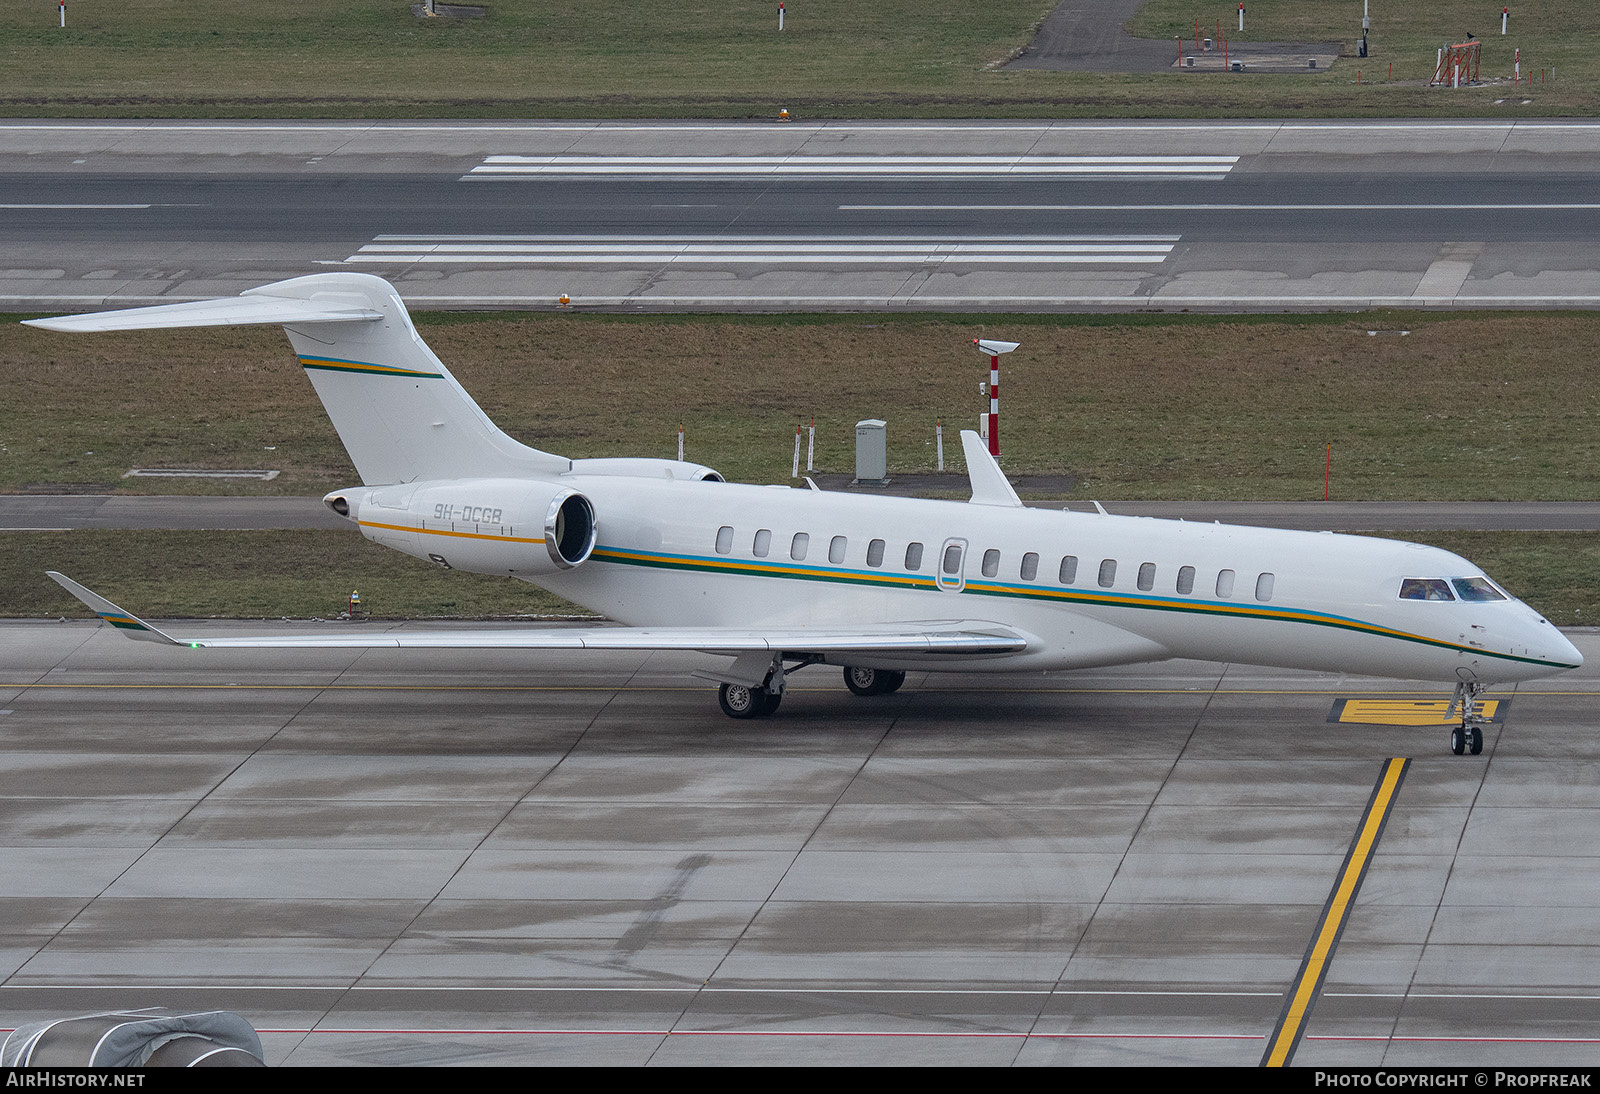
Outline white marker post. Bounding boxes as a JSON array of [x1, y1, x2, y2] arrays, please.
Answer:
[[677, 425, 684, 462], [935, 418, 944, 471], [1502, 7, 1508, 34], [1238, 3, 1244, 32], [778, 1, 784, 31], [807, 418, 815, 471], [59, 1, 65, 27], [973, 338, 1020, 460], [792, 424, 801, 478]]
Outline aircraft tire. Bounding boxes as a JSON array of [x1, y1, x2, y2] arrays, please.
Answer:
[[844, 667, 886, 696], [879, 670, 906, 694], [1469, 726, 1483, 755], [719, 682, 765, 718], [1450, 727, 1466, 755]]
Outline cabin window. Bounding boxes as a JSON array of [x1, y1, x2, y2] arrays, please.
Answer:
[[1216, 569, 1235, 598], [1400, 578, 1454, 601], [715, 526, 734, 555], [791, 532, 809, 561], [752, 529, 771, 558], [1452, 577, 1506, 602], [1256, 572, 1275, 601], [829, 536, 847, 564], [905, 542, 924, 570], [1098, 559, 1117, 588], [1020, 552, 1039, 581], [1137, 562, 1156, 592], [1059, 555, 1078, 584], [1176, 566, 1195, 594], [867, 539, 886, 567], [943, 543, 964, 575], [982, 549, 1000, 578]]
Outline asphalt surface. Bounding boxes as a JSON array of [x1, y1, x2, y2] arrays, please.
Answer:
[[2, 622, 1598, 1066], [5, 120, 1600, 311], [6, 495, 1600, 533]]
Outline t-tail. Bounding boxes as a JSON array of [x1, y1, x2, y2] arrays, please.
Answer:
[[24, 273, 569, 485]]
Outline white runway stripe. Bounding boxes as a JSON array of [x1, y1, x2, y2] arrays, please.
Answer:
[[340, 234, 1181, 267], [462, 154, 1238, 180]]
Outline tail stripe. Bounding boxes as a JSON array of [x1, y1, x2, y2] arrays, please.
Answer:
[[299, 354, 443, 379]]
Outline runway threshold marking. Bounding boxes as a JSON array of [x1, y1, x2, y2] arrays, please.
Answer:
[[1261, 756, 1410, 1068]]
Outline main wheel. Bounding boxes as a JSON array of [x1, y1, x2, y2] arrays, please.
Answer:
[[878, 670, 906, 694], [719, 682, 764, 719], [845, 667, 886, 696], [1450, 726, 1466, 755], [1469, 726, 1483, 755]]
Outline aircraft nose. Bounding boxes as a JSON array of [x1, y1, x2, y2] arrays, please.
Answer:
[[1557, 629, 1584, 669]]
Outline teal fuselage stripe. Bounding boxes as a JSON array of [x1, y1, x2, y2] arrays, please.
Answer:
[[589, 544, 1576, 671]]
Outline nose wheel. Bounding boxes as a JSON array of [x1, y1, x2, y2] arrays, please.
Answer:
[[1449, 682, 1488, 755], [1449, 724, 1483, 756]]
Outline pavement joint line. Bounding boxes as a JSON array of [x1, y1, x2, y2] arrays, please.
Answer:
[[1261, 756, 1411, 1068]]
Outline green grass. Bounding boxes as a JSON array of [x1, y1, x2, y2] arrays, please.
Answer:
[[0, 0, 1594, 118], [5, 528, 1595, 625], [9, 309, 1600, 502]]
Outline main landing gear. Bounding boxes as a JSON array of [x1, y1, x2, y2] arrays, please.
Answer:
[[713, 662, 910, 718], [1448, 681, 1488, 756], [718, 681, 783, 719], [843, 667, 906, 696]]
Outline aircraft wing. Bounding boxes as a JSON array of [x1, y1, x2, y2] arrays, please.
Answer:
[[46, 572, 1028, 657]]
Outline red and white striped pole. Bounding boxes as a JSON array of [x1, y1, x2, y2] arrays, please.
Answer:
[[973, 339, 1019, 459]]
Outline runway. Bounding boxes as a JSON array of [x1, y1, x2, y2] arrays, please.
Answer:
[[2, 620, 1599, 1066], [6, 120, 1600, 310]]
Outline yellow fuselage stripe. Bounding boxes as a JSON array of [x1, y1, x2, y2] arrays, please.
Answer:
[[1263, 757, 1409, 1067], [358, 519, 544, 545]]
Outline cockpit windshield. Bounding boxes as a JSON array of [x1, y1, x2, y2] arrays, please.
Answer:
[[1399, 579, 1453, 601], [1398, 577, 1508, 602], [1452, 577, 1507, 602]]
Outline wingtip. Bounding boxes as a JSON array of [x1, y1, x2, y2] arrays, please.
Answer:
[[46, 571, 178, 644]]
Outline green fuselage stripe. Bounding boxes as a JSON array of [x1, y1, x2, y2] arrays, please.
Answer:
[[589, 544, 1574, 671]]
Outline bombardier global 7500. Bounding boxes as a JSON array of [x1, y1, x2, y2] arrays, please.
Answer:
[[28, 274, 1582, 754]]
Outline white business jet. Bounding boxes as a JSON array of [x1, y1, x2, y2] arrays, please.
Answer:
[[29, 274, 1581, 754]]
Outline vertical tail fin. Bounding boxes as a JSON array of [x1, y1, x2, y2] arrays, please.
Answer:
[[25, 273, 569, 485]]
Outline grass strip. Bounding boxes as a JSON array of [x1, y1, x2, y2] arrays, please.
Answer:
[[8, 309, 1600, 502], [0, 1, 1594, 118]]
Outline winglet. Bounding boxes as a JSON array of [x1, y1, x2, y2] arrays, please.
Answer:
[[959, 430, 1023, 508], [46, 572, 182, 645]]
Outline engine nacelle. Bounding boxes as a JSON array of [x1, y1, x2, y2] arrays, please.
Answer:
[[324, 477, 596, 577], [568, 457, 723, 483]]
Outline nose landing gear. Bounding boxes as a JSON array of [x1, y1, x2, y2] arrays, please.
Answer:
[[1449, 681, 1488, 755]]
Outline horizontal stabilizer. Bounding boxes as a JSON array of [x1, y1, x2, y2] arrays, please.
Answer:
[[24, 293, 383, 332], [48, 573, 1027, 656]]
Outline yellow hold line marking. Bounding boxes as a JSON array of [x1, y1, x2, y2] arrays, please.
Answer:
[[1263, 756, 1409, 1068]]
